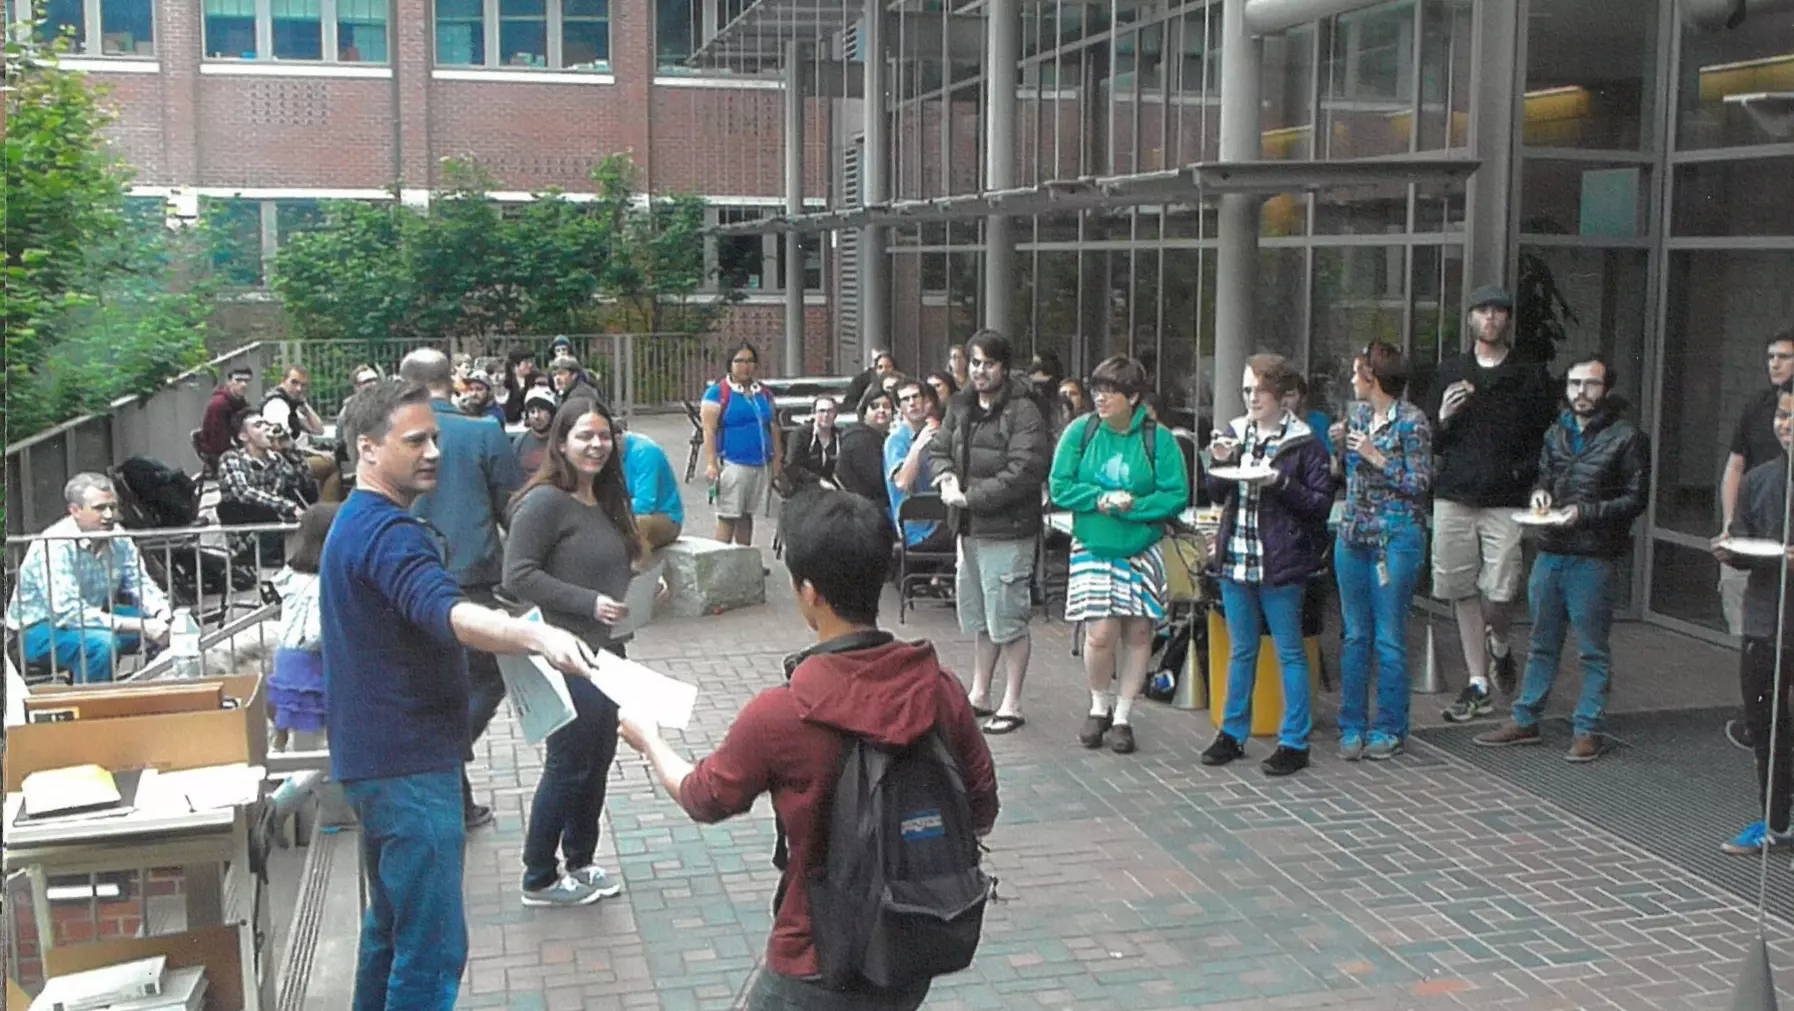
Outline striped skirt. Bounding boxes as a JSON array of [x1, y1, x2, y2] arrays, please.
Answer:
[[1065, 540, 1168, 623]]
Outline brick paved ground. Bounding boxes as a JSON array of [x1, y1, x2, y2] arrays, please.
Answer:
[[448, 415, 1794, 1011]]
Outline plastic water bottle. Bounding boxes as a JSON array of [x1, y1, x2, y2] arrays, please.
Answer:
[[170, 608, 203, 679]]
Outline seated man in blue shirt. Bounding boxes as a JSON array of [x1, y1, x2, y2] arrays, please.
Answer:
[[623, 430, 685, 553], [324, 379, 597, 1011], [885, 378, 956, 554], [5, 473, 173, 683]]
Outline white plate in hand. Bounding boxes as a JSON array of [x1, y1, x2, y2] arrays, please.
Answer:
[[1721, 537, 1787, 558], [1210, 465, 1278, 484], [1511, 508, 1575, 527]]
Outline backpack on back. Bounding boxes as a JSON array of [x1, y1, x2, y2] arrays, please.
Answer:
[[805, 728, 993, 990]]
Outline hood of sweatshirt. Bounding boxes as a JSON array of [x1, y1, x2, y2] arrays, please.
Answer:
[[786, 636, 958, 748]]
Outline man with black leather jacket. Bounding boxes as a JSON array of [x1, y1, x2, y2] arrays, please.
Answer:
[[1473, 356, 1648, 762]]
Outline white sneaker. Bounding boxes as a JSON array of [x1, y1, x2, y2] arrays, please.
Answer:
[[521, 874, 604, 908], [567, 865, 623, 898]]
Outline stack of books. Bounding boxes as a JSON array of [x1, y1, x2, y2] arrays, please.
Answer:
[[29, 956, 207, 1011]]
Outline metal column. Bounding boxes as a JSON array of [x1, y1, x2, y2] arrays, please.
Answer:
[[982, 0, 1018, 338], [1463, 0, 1520, 341], [860, 0, 889, 361], [786, 40, 806, 375], [1212, 0, 1262, 425]]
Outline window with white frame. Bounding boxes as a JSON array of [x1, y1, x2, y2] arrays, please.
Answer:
[[29, 0, 155, 56], [712, 206, 822, 293], [434, 0, 610, 71], [203, 0, 389, 62], [200, 197, 334, 287]]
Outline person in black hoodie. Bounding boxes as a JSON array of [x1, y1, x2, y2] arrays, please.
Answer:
[[835, 387, 895, 518], [1422, 284, 1558, 724], [1472, 357, 1648, 762]]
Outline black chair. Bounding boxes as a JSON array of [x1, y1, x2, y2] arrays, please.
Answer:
[[895, 495, 956, 624], [681, 400, 705, 483]]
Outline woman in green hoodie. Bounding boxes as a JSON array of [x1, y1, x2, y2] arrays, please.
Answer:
[[1049, 355, 1192, 754]]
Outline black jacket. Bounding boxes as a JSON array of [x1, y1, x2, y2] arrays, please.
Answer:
[[1727, 458, 1794, 640], [1203, 414, 1337, 588], [834, 423, 890, 515], [1422, 351, 1557, 507], [1532, 400, 1650, 559], [929, 376, 1052, 541], [783, 422, 840, 492]]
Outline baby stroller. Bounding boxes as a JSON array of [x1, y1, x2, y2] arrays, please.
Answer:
[[112, 456, 262, 615]]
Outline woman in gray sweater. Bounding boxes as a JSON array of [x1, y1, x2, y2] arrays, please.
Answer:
[[503, 395, 644, 907]]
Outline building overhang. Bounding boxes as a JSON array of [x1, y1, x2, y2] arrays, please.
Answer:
[[711, 157, 1480, 235], [688, 0, 855, 67]]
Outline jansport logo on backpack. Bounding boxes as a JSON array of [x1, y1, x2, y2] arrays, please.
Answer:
[[806, 729, 993, 990]]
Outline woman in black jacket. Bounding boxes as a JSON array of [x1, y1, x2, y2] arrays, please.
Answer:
[[782, 395, 843, 492], [835, 387, 895, 515]]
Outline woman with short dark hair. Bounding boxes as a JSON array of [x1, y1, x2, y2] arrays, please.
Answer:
[[1049, 355, 1190, 754], [1201, 352, 1336, 777], [834, 387, 896, 515]]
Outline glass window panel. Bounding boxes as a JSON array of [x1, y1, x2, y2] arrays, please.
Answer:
[[1413, 176, 1466, 233], [1110, 31, 1136, 176], [1311, 245, 1407, 416], [1037, 212, 1079, 243], [499, 0, 547, 66], [339, 0, 388, 61], [1262, 27, 1315, 161], [1672, 157, 1794, 237], [100, 0, 155, 55], [1518, 160, 1649, 238], [948, 86, 982, 196], [1321, 1, 1416, 160], [1408, 242, 1463, 402], [1418, 0, 1470, 151], [436, 0, 485, 65], [274, 199, 326, 243], [272, 0, 323, 60], [1656, 250, 1794, 536], [207, 199, 266, 287], [1034, 251, 1081, 371], [1255, 247, 1305, 359], [948, 250, 981, 346], [206, 3, 257, 58], [562, 7, 609, 69], [1522, 0, 1658, 150], [1163, 200, 1216, 239], [1650, 540, 1725, 632], [1677, 17, 1794, 150], [1314, 182, 1409, 236], [1160, 249, 1216, 425], [1137, 24, 1166, 171], [38, 0, 84, 51], [1514, 246, 1648, 409], [1172, 8, 1220, 165], [1261, 191, 1309, 238], [655, 0, 695, 67]]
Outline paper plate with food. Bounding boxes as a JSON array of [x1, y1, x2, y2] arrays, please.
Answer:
[[1210, 464, 1279, 484], [1512, 507, 1576, 527], [1719, 537, 1787, 558]]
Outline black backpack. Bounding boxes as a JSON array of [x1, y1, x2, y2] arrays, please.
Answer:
[[804, 728, 993, 990]]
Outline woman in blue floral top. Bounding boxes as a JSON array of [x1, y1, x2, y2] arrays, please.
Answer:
[[1330, 341, 1432, 760]]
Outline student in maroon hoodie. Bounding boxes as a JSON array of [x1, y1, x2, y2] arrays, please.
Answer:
[[619, 489, 1000, 1009]]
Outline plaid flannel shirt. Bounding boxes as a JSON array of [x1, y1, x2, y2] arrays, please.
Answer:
[[5, 516, 171, 630], [218, 447, 311, 516], [1223, 416, 1289, 584]]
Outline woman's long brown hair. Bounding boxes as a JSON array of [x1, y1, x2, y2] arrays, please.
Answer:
[[508, 396, 644, 565]]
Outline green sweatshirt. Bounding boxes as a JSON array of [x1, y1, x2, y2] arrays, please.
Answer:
[[1048, 407, 1191, 559]]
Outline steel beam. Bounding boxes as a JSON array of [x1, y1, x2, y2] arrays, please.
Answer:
[[786, 40, 806, 375], [1243, 0, 1394, 36], [1212, 0, 1262, 426], [983, 0, 1019, 337], [1463, 0, 1520, 334]]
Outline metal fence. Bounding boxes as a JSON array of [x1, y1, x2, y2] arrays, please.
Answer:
[[282, 332, 750, 420], [3, 522, 292, 687]]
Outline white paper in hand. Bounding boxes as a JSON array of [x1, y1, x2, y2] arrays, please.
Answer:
[[587, 650, 697, 731], [609, 560, 667, 639], [497, 609, 577, 743]]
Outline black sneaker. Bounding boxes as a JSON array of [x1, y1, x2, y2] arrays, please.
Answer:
[[1487, 631, 1518, 697], [1110, 724, 1137, 755], [1441, 683, 1493, 723], [464, 803, 495, 830], [1079, 712, 1113, 749], [1727, 719, 1756, 752], [1261, 745, 1309, 777], [1200, 733, 1245, 767]]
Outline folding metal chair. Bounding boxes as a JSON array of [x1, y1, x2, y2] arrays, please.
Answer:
[[895, 494, 956, 624]]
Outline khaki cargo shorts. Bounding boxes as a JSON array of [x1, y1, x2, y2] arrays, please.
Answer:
[[1430, 500, 1524, 602], [715, 461, 766, 519], [956, 536, 1035, 645]]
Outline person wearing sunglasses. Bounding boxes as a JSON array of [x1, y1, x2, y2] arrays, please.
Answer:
[[1201, 354, 1336, 776]]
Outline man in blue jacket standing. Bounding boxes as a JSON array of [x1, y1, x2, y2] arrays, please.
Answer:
[[400, 348, 525, 829], [325, 379, 595, 1011]]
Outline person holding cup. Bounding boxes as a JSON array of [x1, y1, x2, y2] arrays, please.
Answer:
[[1200, 354, 1336, 777], [1330, 342, 1432, 761]]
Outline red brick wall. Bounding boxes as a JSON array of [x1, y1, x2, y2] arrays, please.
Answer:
[[198, 77, 396, 188]]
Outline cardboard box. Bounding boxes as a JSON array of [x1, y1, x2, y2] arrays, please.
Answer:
[[23, 682, 224, 724], [4, 675, 265, 792], [43, 925, 246, 1011]]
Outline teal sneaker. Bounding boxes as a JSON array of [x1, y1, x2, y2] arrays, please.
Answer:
[[1365, 732, 1405, 761], [1339, 731, 1366, 762], [1722, 822, 1794, 856]]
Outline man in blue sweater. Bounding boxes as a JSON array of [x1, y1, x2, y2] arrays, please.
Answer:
[[324, 379, 596, 1011], [400, 348, 526, 829]]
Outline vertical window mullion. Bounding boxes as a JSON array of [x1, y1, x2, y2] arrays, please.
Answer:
[[485, 0, 500, 67], [259, 201, 278, 286], [322, 0, 339, 61], [85, 0, 100, 52], [257, 0, 274, 57], [548, 0, 562, 69]]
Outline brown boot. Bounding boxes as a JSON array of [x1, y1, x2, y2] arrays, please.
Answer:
[[1566, 734, 1604, 763], [1473, 721, 1542, 747]]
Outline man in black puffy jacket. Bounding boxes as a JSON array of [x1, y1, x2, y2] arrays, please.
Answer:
[[928, 330, 1052, 734], [1473, 356, 1648, 762]]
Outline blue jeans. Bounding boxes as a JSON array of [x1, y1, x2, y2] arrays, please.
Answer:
[[1512, 553, 1616, 736], [523, 674, 620, 891], [21, 605, 142, 684], [1334, 528, 1425, 739], [1219, 579, 1312, 750], [343, 769, 467, 1011]]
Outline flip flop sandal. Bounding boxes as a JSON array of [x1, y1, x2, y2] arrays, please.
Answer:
[[971, 704, 995, 719], [982, 714, 1027, 735]]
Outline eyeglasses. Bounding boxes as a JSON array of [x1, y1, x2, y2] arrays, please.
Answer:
[[731, 357, 757, 365]]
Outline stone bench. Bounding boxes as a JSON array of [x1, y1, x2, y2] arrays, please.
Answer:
[[661, 537, 766, 617]]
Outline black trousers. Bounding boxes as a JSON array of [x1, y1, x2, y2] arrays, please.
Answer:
[[217, 499, 289, 567], [1741, 637, 1794, 834], [462, 584, 510, 812]]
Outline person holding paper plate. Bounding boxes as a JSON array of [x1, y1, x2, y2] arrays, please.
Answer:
[[503, 396, 654, 908], [1200, 353, 1336, 777]]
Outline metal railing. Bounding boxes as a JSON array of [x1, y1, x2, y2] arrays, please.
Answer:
[[3, 522, 295, 687]]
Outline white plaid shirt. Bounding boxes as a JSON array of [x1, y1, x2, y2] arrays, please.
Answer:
[[5, 516, 170, 630], [1223, 415, 1289, 584]]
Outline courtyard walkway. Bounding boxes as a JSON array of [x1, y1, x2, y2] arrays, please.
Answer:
[[444, 414, 1793, 1011]]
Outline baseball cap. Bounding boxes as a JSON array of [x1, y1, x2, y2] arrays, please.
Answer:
[[524, 390, 559, 414], [1467, 284, 1514, 312], [465, 369, 494, 389]]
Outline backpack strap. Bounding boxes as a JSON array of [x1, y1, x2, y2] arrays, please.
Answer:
[[1074, 414, 1158, 484]]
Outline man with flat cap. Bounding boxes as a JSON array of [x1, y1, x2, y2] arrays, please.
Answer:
[[1421, 284, 1558, 724]]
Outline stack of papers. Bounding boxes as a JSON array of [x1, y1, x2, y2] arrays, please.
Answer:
[[29, 957, 207, 1011], [496, 607, 698, 744], [17, 766, 142, 826]]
